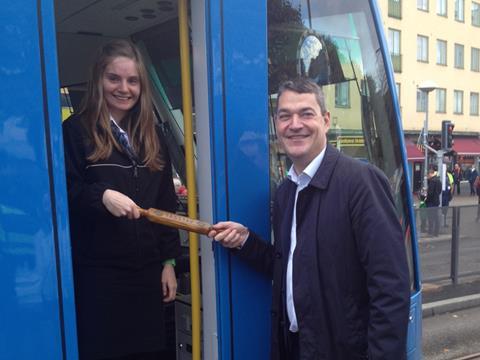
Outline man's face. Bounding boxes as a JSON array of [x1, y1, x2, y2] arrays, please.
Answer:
[[275, 90, 330, 172]]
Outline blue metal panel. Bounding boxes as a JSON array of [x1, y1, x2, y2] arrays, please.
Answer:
[[38, 0, 79, 358], [207, 0, 234, 357], [207, 0, 271, 358], [0, 0, 77, 358], [369, 0, 423, 357]]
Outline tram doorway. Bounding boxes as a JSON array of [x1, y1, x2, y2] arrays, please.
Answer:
[[54, 1, 211, 359]]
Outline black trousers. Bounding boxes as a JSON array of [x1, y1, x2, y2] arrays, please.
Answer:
[[288, 331, 300, 360], [102, 352, 162, 360]]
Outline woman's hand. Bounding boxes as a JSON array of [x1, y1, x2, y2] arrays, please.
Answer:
[[102, 189, 140, 219], [208, 221, 249, 249], [162, 264, 177, 302]]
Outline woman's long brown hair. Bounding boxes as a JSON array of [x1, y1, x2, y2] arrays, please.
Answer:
[[79, 39, 164, 170]]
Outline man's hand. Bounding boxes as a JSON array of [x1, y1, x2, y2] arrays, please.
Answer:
[[162, 264, 177, 302], [102, 189, 140, 219], [208, 221, 249, 249]]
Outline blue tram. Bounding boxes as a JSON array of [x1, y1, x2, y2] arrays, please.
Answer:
[[0, 0, 421, 359]]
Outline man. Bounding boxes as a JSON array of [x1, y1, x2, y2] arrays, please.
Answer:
[[453, 163, 462, 195], [469, 165, 478, 196], [209, 78, 410, 359]]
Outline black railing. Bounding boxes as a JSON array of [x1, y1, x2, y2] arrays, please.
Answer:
[[416, 204, 480, 285]]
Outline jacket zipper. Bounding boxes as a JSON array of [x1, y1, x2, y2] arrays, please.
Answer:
[[133, 161, 141, 262]]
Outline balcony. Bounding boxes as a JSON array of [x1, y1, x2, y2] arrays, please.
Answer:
[[388, 0, 402, 19]]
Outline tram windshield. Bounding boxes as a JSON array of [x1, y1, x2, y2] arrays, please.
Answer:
[[268, 0, 416, 289]]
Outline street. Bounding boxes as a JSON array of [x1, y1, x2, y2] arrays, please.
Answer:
[[423, 306, 480, 359]]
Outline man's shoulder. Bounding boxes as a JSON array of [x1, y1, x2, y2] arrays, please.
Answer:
[[334, 151, 383, 179]]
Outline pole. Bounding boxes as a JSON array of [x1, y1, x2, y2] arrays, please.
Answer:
[[438, 151, 445, 206], [178, 0, 201, 359], [422, 93, 429, 193]]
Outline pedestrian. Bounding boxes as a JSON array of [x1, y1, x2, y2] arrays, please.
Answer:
[[62, 39, 181, 359], [453, 163, 463, 195], [469, 165, 478, 196], [426, 168, 442, 236], [209, 78, 410, 359], [441, 171, 453, 227], [475, 174, 480, 222]]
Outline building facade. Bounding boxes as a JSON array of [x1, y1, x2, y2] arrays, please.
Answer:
[[379, 0, 480, 190]]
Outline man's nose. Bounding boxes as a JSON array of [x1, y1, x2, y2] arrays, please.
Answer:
[[290, 113, 303, 128]]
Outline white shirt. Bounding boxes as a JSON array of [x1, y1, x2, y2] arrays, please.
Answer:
[[285, 148, 326, 332]]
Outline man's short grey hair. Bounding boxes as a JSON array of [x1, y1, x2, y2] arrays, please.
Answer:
[[276, 78, 328, 115]]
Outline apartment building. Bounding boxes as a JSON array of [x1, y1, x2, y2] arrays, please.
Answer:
[[379, 0, 480, 189]]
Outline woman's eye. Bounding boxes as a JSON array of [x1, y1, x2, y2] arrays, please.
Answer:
[[107, 75, 119, 82]]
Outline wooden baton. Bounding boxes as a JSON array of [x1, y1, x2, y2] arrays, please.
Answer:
[[138, 207, 212, 235]]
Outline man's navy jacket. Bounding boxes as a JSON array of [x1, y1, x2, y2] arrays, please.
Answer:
[[237, 144, 410, 360]]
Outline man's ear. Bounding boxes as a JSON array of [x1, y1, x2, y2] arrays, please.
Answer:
[[323, 111, 331, 129]]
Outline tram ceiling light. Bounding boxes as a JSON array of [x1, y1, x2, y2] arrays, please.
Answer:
[[418, 80, 438, 93]]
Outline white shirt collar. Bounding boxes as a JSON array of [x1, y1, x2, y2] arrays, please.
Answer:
[[287, 147, 326, 185], [110, 114, 126, 134]]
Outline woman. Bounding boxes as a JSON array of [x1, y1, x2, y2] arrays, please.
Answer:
[[62, 40, 181, 359]]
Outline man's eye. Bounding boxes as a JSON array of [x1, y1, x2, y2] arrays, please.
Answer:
[[301, 112, 315, 119], [278, 114, 291, 121]]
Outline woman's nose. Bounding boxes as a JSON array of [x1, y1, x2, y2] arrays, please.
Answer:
[[119, 80, 128, 92]]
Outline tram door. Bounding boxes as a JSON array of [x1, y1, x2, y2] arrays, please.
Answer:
[[54, 1, 215, 359]]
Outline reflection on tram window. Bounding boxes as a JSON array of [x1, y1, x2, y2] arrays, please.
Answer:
[[267, 0, 415, 289]]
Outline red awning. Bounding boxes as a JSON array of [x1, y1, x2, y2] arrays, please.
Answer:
[[405, 141, 425, 160], [453, 137, 480, 155]]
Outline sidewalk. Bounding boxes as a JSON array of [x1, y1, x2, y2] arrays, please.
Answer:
[[422, 279, 480, 317], [412, 192, 479, 208]]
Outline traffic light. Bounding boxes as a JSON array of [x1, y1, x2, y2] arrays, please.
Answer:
[[441, 120, 454, 150]]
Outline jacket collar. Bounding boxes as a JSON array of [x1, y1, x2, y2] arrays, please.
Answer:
[[308, 144, 340, 190]]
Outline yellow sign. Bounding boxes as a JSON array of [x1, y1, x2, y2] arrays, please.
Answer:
[[336, 136, 365, 147]]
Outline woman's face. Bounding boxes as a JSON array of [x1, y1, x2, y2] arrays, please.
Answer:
[[102, 56, 141, 122]]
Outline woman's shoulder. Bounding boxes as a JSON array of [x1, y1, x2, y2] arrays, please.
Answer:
[[63, 113, 83, 129]]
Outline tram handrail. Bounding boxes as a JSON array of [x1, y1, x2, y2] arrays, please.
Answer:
[[178, 0, 202, 359]]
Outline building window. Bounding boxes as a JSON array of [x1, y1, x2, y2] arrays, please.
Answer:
[[417, 35, 429, 62], [454, 90, 464, 114], [417, 89, 427, 112], [454, 43, 464, 68], [395, 83, 401, 103], [473, 2, 480, 26], [388, 29, 402, 72], [389, 0, 402, 18], [436, 40, 447, 65], [418, 0, 429, 11], [472, 47, 480, 71], [436, 88, 447, 113], [335, 82, 350, 108], [455, 0, 465, 21], [471, 92, 479, 115], [437, 0, 447, 15]]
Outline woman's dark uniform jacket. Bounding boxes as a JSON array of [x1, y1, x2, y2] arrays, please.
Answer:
[[236, 144, 410, 360], [62, 114, 181, 359]]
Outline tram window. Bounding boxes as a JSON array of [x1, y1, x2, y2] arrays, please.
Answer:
[[60, 88, 74, 121], [267, 0, 417, 291]]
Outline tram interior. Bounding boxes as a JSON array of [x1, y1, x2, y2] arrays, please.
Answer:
[[55, 0, 194, 358]]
